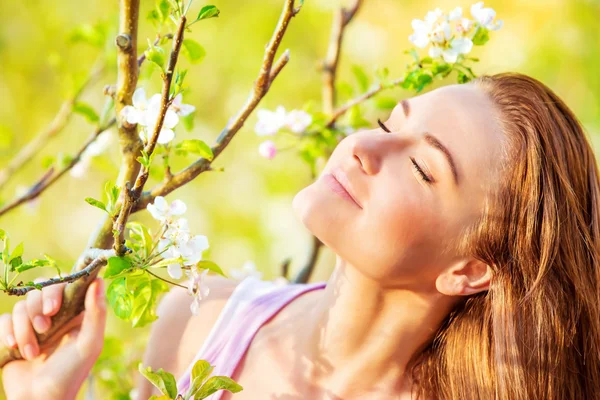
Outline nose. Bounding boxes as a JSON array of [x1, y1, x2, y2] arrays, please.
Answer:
[[350, 131, 407, 175]]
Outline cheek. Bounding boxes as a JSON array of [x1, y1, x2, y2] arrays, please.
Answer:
[[359, 183, 446, 281]]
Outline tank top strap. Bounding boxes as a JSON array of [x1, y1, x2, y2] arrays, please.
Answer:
[[176, 276, 326, 398]]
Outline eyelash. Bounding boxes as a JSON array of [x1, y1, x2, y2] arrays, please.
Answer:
[[376, 119, 433, 184]]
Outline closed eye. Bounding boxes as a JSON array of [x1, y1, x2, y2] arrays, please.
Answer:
[[377, 119, 391, 133]]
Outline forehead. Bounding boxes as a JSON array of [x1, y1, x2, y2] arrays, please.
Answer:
[[391, 84, 505, 192]]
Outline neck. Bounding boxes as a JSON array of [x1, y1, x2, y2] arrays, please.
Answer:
[[298, 257, 456, 399]]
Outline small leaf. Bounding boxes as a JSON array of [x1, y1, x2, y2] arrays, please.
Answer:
[[146, 42, 167, 71], [138, 364, 178, 398], [104, 256, 134, 279], [156, 0, 171, 22], [181, 39, 206, 64], [472, 26, 490, 46], [351, 65, 369, 93], [107, 277, 133, 319], [85, 197, 108, 213], [127, 222, 154, 258], [41, 155, 56, 169], [150, 257, 182, 269], [196, 260, 225, 277], [0, 229, 5, 240], [73, 102, 100, 123], [188, 360, 214, 396], [175, 139, 213, 160], [10, 242, 24, 260], [194, 376, 243, 399], [195, 5, 220, 21]]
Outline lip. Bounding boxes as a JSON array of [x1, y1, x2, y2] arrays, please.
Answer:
[[323, 168, 363, 209]]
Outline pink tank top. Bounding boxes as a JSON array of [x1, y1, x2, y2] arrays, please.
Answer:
[[175, 276, 327, 399]]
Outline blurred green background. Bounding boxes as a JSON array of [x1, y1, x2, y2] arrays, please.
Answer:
[[0, 0, 599, 398]]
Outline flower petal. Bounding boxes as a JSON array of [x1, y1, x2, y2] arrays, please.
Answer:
[[132, 88, 147, 108], [451, 37, 473, 54], [178, 104, 196, 117], [167, 263, 183, 279], [157, 129, 175, 144], [409, 32, 429, 48], [442, 48, 459, 63], [163, 109, 180, 129], [169, 200, 187, 216]]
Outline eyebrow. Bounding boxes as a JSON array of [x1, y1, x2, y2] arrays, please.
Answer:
[[400, 99, 460, 185]]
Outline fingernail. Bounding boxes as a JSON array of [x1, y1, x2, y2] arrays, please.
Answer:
[[23, 344, 37, 360], [33, 315, 50, 333], [5, 334, 16, 348], [43, 299, 55, 315]]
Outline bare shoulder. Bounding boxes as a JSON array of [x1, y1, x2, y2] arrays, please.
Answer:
[[136, 275, 239, 398]]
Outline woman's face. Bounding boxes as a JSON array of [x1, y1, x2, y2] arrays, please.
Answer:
[[293, 83, 505, 291]]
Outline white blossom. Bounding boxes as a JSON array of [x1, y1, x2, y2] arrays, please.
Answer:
[[139, 94, 179, 144], [230, 260, 263, 282], [471, 2, 503, 31], [448, 7, 463, 21], [456, 17, 474, 34], [285, 110, 312, 133], [429, 37, 474, 63], [170, 93, 196, 117], [120, 88, 150, 125], [258, 140, 277, 160], [254, 106, 287, 136], [147, 196, 187, 223]]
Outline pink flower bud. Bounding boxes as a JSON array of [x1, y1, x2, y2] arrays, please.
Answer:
[[258, 140, 277, 159]]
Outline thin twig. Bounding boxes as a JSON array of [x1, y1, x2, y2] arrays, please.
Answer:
[[113, 15, 187, 255], [0, 120, 115, 218], [132, 0, 300, 212], [322, 0, 362, 116], [7, 254, 111, 296], [326, 78, 404, 128], [145, 268, 188, 290], [0, 62, 105, 190]]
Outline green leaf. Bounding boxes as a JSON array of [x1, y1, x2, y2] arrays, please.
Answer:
[[73, 102, 99, 123], [195, 5, 220, 22], [351, 65, 369, 93], [104, 181, 121, 214], [0, 229, 5, 241], [9, 256, 23, 271], [156, 0, 171, 23], [196, 260, 225, 277], [10, 242, 24, 260], [472, 26, 490, 46], [150, 257, 182, 269], [41, 155, 56, 169], [456, 71, 471, 84], [194, 376, 243, 399], [107, 277, 133, 319], [85, 197, 108, 213], [181, 113, 194, 131], [188, 360, 214, 396], [146, 42, 167, 71], [175, 139, 213, 160], [127, 222, 154, 258], [130, 279, 169, 327], [104, 256, 134, 279], [181, 39, 206, 64], [138, 364, 178, 398]]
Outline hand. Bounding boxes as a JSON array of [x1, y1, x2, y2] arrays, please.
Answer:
[[0, 278, 107, 400]]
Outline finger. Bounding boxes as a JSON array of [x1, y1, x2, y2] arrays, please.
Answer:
[[0, 313, 17, 349], [12, 301, 39, 361], [77, 279, 106, 358], [26, 290, 50, 334], [42, 282, 66, 317]]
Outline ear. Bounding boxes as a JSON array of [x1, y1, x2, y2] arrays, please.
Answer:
[[435, 259, 492, 296]]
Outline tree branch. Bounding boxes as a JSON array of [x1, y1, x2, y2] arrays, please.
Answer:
[[321, 0, 362, 116], [132, 0, 299, 212], [0, 0, 143, 369], [0, 63, 104, 191], [0, 249, 113, 367], [0, 121, 115, 218], [326, 77, 404, 128], [113, 14, 187, 255]]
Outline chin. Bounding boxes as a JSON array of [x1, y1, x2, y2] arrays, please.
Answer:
[[292, 181, 348, 250]]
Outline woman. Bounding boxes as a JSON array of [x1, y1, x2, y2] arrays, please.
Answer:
[[2, 72, 599, 400]]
